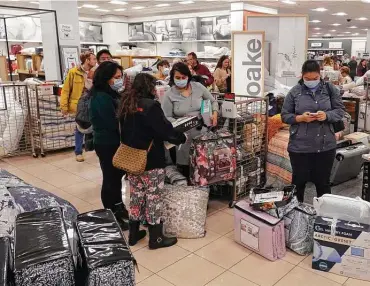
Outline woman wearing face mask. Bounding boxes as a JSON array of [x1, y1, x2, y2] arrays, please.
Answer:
[[281, 60, 345, 203], [154, 60, 170, 81], [162, 62, 219, 178], [89, 61, 129, 230]]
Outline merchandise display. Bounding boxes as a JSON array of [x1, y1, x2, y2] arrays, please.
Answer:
[[0, 237, 12, 286]]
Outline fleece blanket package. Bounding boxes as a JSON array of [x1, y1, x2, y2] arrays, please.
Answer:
[[14, 207, 75, 286], [162, 185, 209, 238], [234, 200, 286, 261], [76, 209, 135, 286], [313, 194, 370, 224], [313, 216, 370, 281], [0, 237, 13, 286]]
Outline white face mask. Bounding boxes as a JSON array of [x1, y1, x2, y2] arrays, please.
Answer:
[[85, 79, 93, 90], [162, 68, 170, 76]]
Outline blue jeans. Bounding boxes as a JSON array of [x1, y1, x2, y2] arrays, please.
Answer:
[[74, 127, 84, 155]]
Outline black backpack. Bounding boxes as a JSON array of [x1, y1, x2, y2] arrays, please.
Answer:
[[75, 90, 92, 130]]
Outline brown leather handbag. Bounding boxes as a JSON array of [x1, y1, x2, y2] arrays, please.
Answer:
[[113, 122, 153, 175]]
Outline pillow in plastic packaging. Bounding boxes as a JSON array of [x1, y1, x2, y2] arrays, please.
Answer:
[[124, 64, 143, 77]]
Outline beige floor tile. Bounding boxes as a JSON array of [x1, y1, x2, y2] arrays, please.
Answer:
[[131, 235, 149, 253], [229, 253, 295, 286], [275, 266, 341, 286], [19, 161, 59, 178], [59, 194, 92, 212], [299, 255, 348, 284], [207, 207, 220, 216], [138, 275, 174, 286], [49, 156, 81, 169], [222, 207, 234, 216], [0, 160, 21, 172], [136, 264, 153, 284], [206, 211, 234, 235], [90, 176, 103, 186], [134, 245, 189, 273], [158, 254, 224, 286], [92, 201, 104, 210], [206, 271, 258, 286], [75, 203, 95, 213], [37, 169, 86, 188], [3, 155, 41, 167], [62, 181, 101, 202], [282, 250, 307, 265], [344, 278, 370, 286], [225, 231, 234, 240], [7, 168, 46, 186], [75, 167, 102, 181], [40, 151, 72, 164], [208, 200, 228, 211], [195, 237, 252, 269], [177, 230, 221, 252]]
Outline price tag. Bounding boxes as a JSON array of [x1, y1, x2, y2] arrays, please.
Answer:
[[222, 101, 237, 119]]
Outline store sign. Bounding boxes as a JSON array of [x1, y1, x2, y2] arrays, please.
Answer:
[[232, 31, 264, 97], [329, 42, 342, 49], [59, 24, 74, 40], [311, 42, 323, 48]]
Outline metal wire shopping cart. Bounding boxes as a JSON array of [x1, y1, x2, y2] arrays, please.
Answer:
[[0, 82, 36, 158]]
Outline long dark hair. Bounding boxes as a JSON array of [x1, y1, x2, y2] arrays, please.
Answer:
[[298, 60, 321, 85], [216, 55, 230, 70], [93, 61, 123, 93], [119, 73, 156, 117], [169, 62, 192, 87]]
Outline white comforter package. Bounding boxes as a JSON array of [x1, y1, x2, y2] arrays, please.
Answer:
[[313, 194, 370, 224], [0, 89, 27, 156]]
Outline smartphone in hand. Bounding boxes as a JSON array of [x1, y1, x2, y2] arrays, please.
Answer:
[[309, 112, 318, 117]]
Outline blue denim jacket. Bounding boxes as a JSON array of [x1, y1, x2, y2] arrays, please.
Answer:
[[281, 81, 345, 153]]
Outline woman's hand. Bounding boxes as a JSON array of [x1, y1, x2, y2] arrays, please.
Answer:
[[316, 111, 327, 121], [296, 112, 316, 123], [212, 111, 218, 127]]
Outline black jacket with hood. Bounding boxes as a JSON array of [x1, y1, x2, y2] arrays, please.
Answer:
[[120, 92, 186, 171]]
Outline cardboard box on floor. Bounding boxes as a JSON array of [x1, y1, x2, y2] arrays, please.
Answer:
[[313, 216, 370, 281]]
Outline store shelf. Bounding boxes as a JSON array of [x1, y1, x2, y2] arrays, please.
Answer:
[[118, 39, 231, 44], [17, 70, 45, 76], [308, 48, 344, 51], [0, 39, 42, 43], [81, 42, 109, 45], [161, 55, 219, 59]]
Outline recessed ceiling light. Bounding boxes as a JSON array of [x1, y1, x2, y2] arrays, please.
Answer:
[[29, 1, 39, 4], [344, 31, 351, 34], [331, 23, 341, 26], [114, 8, 126, 11], [357, 17, 368, 21], [314, 27, 321, 30], [330, 30, 336, 32], [315, 33, 322, 35], [309, 20, 321, 23], [353, 33, 360, 36], [179, 1, 194, 4], [78, 6, 82, 9], [96, 9, 109, 12], [348, 26, 358, 28], [312, 7, 327, 12], [82, 4, 98, 8], [332, 12, 347, 16], [282, 0, 296, 4], [156, 3, 170, 7], [109, 0, 127, 4], [337, 34, 344, 36], [362, 0, 370, 3], [324, 34, 331, 36], [363, 28, 369, 31], [132, 6, 145, 9]]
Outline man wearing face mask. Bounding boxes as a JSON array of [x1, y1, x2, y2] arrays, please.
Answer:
[[281, 60, 345, 203], [154, 60, 170, 81], [61, 51, 97, 162]]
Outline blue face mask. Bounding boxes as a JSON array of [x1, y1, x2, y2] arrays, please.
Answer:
[[304, 79, 320, 89], [110, 78, 124, 92], [162, 68, 170, 76], [174, 78, 188, 88]]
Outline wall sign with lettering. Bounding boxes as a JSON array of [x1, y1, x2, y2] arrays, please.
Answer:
[[311, 42, 322, 48], [232, 31, 265, 97]]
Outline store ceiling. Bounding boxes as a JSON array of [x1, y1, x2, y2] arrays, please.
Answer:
[[1, 0, 370, 38]]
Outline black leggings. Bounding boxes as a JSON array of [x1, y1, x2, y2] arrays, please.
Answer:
[[289, 149, 336, 203], [95, 144, 126, 210]]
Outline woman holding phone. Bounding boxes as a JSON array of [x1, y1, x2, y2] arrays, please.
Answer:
[[281, 60, 345, 202]]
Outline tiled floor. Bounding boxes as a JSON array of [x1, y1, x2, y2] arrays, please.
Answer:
[[2, 150, 370, 286]]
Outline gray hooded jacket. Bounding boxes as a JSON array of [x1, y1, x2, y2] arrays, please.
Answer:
[[281, 81, 345, 153]]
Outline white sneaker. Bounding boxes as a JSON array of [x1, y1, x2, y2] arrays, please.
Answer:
[[76, 154, 84, 162]]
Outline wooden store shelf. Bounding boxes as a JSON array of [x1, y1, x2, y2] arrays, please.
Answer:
[[112, 55, 161, 69], [0, 56, 9, 81]]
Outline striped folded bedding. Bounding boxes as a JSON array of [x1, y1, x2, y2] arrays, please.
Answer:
[[266, 128, 292, 186]]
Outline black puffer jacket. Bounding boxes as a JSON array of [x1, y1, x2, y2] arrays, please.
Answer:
[[120, 93, 186, 171]]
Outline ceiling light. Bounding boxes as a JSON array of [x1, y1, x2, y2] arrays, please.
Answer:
[[348, 26, 358, 28], [314, 27, 321, 30], [353, 33, 360, 36], [282, 0, 296, 4], [114, 8, 126, 11], [155, 3, 170, 7], [82, 4, 98, 8], [315, 32, 322, 35], [132, 6, 145, 9], [357, 17, 368, 21], [78, 6, 82, 9], [330, 30, 336, 32], [362, 0, 370, 3], [312, 7, 327, 12], [331, 23, 341, 26], [332, 12, 347, 16], [179, 1, 194, 4], [309, 20, 321, 23], [337, 34, 344, 36], [312, 35, 319, 37], [363, 28, 369, 31], [29, 1, 39, 4], [109, 0, 127, 4], [324, 34, 331, 36], [96, 9, 109, 12], [344, 31, 351, 34]]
